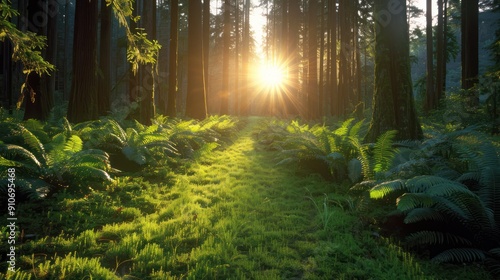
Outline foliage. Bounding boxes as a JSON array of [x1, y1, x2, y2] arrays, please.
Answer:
[[1, 118, 487, 279], [106, 0, 161, 74], [256, 118, 399, 183], [369, 143, 500, 275], [0, 121, 114, 201], [0, 0, 55, 76], [74, 118, 177, 170]]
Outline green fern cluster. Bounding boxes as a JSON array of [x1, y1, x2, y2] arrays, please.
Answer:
[[0, 120, 114, 201], [256, 118, 398, 183], [369, 143, 500, 275]]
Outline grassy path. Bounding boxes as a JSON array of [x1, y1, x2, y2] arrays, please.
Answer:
[[5, 117, 491, 279], [108, 117, 428, 279]]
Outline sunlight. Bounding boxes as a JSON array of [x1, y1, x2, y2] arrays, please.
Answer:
[[258, 64, 285, 89]]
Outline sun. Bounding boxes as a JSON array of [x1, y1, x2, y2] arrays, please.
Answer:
[[258, 64, 285, 88]]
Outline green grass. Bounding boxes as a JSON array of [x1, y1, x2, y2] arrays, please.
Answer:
[[1, 117, 492, 279]]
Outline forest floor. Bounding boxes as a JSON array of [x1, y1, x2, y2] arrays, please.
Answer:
[[2, 117, 493, 279]]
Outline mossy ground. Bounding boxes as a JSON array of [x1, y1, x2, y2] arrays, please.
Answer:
[[1, 117, 492, 279]]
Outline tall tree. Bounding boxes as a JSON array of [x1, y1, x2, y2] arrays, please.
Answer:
[[203, 0, 210, 112], [461, 0, 479, 105], [220, 0, 231, 115], [288, 0, 301, 116], [186, 0, 207, 119], [23, 0, 56, 120], [166, 0, 179, 117], [330, 0, 338, 116], [308, 0, 318, 119], [435, 0, 446, 103], [139, 0, 157, 125], [234, 0, 240, 114], [365, 0, 422, 141], [98, 0, 112, 116], [67, 0, 98, 123], [240, 0, 250, 115], [424, 0, 436, 111]]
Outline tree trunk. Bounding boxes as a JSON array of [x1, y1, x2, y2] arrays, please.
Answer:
[[424, 0, 436, 111], [435, 0, 445, 103], [461, 0, 479, 106], [98, 0, 112, 117], [308, 0, 318, 120], [220, 0, 231, 115], [139, 0, 157, 125], [365, 0, 422, 142], [203, 0, 210, 113], [23, 0, 55, 120], [68, 0, 99, 123], [166, 0, 179, 117], [330, 0, 338, 116], [240, 0, 250, 116], [186, 0, 207, 119], [288, 0, 301, 116], [234, 0, 240, 115]]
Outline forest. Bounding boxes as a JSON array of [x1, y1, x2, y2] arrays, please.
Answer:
[[0, 0, 500, 278]]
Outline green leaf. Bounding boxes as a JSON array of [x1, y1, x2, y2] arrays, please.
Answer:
[[348, 158, 362, 183], [432, 248, 486, 263], [369, 179, 406, 199], [396, 193, 435, 212], [64, 135, 83, 153]]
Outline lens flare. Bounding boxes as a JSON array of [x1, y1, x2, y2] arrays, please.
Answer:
[[258, 64, 285, 88]]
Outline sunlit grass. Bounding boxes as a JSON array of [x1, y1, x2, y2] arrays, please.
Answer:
[[0, 117, 493, 279]]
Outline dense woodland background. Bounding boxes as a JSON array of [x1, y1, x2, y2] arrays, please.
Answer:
[[1, 0, 499, 138]]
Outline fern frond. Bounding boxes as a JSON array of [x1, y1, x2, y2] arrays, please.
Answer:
[[64, 135, 83, 153], [350, 136, 372, 179], [65, 166, 113, 185], [334, 118, 354, 137], [425, 182, 474, 197], [432, 248, 486, 263], [406, 175, 452, 193], [406, 231, 473, 246], [369, 179, 406, 199], [0, 144, 42, 169], [373, 130, 398, 173], [348, 119, 366, 138], [396, 193, 435, 212], [20, 124, 46, 165], [348, 158, 363, 183], [68, 149, 111, 169], [404, 208, 446, 224]]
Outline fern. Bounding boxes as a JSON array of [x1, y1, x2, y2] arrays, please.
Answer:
[[373, 130, 398, 173], [406, 231, 473, 246], [433, 248, 486, 263], [64, 135, 83, 153], [369, 179, 406, 199], [404, 208, 446, 224], [0, 144, 42, 169]]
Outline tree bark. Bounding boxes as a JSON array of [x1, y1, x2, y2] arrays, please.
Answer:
[[424, 0, 436, 111], [186, 0, 207, 119], [203, 0, 210, 112], [166, 0, 179, 117], [220, 0, 231, 115], [461, 0, 479, 106], [365, 0, 422, 142], [139, 0, 157, 125], [98, 0, 112, 117], [435, 0, 445, 103], [308, 0, 318, 120], [67, 0, 98, 123], [240, 0, 250, 116]]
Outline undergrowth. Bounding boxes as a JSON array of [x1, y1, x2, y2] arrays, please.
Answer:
[[0, 116, 493, 279]]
